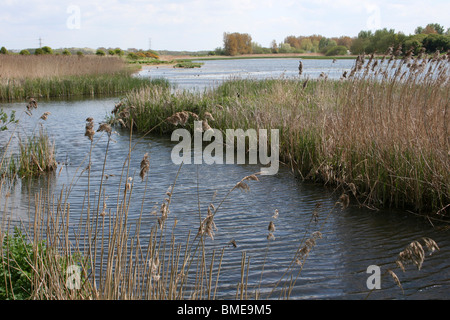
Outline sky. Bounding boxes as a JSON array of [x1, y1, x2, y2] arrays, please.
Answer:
[[0, 0, 449, 52]]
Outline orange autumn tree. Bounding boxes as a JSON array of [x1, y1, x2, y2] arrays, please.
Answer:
[[223, 32, 252, 56]]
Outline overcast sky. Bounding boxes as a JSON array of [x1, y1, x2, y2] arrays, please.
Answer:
[[1, 0, 449, 51]]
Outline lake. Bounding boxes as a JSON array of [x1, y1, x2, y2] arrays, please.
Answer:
[[1, 58, 449, 300]]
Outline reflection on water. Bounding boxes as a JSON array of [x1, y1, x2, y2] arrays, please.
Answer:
[[1, 59, 449, 299]]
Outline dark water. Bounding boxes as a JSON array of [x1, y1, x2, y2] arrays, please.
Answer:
[[1, 59, 449, 300]]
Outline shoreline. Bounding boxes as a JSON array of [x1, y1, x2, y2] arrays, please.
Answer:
[[141, 53, 358, 68]]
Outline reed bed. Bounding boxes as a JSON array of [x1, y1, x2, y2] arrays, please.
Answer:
[[112, 52, 450, 215], [0, 55, 131, 79], [0, 55, 167, 101], [0, 92, 443, 300]]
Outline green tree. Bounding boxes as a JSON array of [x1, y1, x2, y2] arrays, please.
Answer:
[[325, 45, 348, 56], [19, 49, 30, 55], [425, 23, 445, 35], [403, 33, 427, 55], [41, 46, 53, 54], [96, 49, 106, 56], [62, 49, 71, 55], [422, 34, 450, 53], [270, 40, 278, 53], [34, 48, 44, 55], [0, 46, 8, 54], [108, 49, 115, 55]]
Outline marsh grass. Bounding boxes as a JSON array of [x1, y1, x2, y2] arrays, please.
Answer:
[[111, 52, 450, 215], [0, 55, 168, 101], [0, 101, 443, 299]]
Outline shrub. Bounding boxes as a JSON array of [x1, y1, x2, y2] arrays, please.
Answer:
[[325, 45, 348, 56], [0, 228, 46, 300], [0, 46, 8, 54], [96, 49, 106, 56], [34, 48, 44, 55], [62, 49, 71, 56], [19, 49, 30, 55], [41, 46, 53, 54], [127, 52, 139, 60]]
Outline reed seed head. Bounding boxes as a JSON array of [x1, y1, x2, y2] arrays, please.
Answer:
[[139, 153, 150, 181], [85, 117, 95, 141], [40, 112, 51, 121], [97, 123, 112, 135]]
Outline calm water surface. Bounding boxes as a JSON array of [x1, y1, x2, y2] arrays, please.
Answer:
[[1, 58, 449, 300]]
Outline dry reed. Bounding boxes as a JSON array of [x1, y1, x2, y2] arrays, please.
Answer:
[[114, 51, 449, 214], [0, 55, 131, 80]]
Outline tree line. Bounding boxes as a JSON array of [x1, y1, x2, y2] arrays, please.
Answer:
[[217, 23, 450, 56]]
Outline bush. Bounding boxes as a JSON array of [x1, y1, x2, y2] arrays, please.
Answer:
[[127, 52, 139, 60], [325, 45, 348, 56], [19, 49, 30, 55], [41, 46, 53, 54], [0, 228, 46, 300], [96, 49, 106, 56], [62, 49, 71, 56], [34, 48, 44, 55], [0, 46, 8, 54]]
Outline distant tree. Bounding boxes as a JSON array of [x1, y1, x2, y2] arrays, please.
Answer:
[[62, 49, 71, 55], [426, 23, 445, 35], [415, 23, 445, 35], [325, 45, 348, 56], [76, 51, 84, 57], [0, 46, 8, 54], [127, 52, 139, 60], [214, 47, 225, 55], [422, 33, 450, 53], [41, 46, 53, 54], [284, 35, 301, 49], [278, 43, 293, 53], [403, 33, 427, 55], [270, 40, 278, 53], [108, 49, 115, 55], [414, 26, 424, 35], [34, 48, 44, 55], [336, 36, 353, 49], [19, 49, 30, 55], [96, 49, 106, 56], [223, 32, 252, 56], [114, 48, 123, 56], [300, 38, 314, 52]]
